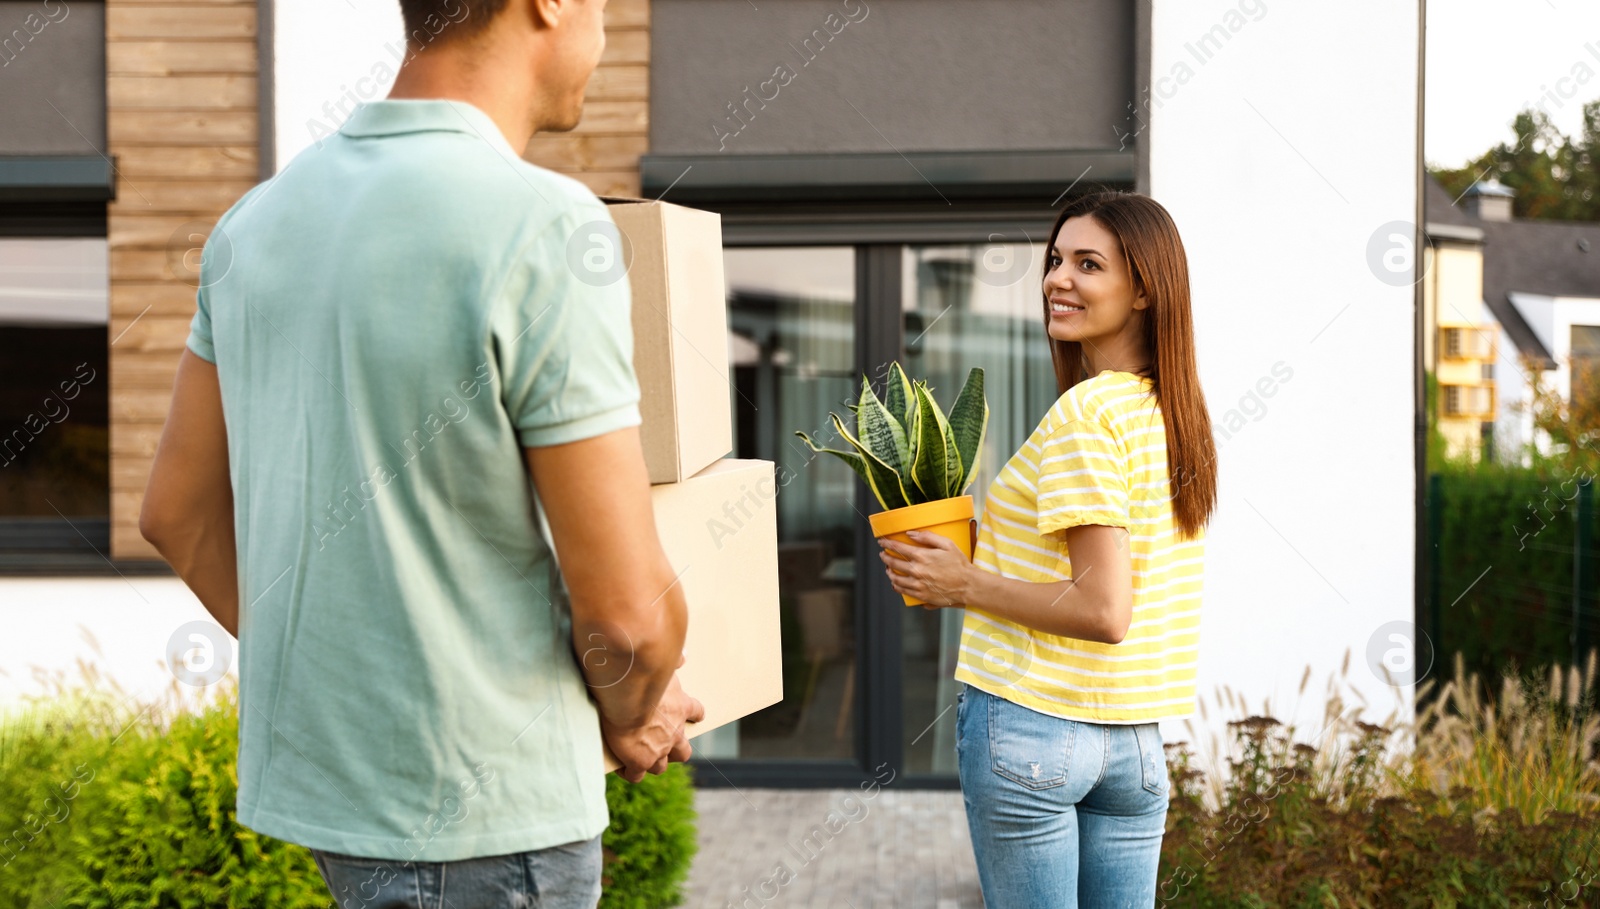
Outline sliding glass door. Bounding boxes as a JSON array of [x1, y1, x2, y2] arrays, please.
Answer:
[[897, 242, 1057, 776], [696, 237, 1054, 784], [700, 246, 860, 763]]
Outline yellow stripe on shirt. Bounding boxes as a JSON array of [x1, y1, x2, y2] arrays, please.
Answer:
[[954, 370, 1206, 724]]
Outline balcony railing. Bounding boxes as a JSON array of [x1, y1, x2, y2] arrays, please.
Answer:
[[1440, 326, 1496, 361], [1441, 382, 1496, 419]]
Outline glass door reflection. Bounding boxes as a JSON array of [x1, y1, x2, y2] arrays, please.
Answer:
[[898, 242, 1058, 776], [698, 246, 859, 761]]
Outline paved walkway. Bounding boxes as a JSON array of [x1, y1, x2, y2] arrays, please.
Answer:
[[683, 789, 984, 909]]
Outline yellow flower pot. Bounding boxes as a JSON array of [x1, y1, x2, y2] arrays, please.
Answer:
[[868, 495, 976, 606]]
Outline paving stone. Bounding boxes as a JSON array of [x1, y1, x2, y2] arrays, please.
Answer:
[[682, 789, 983, 909]]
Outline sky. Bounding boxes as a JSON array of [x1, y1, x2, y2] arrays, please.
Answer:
[[1426, 0, 1600, 169]]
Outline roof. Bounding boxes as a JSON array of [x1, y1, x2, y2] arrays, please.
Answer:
[[1480, 216, 1600, 369], [1423, 174, 1600, 370], [1466, 178, 1516, 198], [1423, 174, 1478, 231]]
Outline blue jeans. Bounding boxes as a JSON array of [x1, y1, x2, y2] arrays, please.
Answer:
[[956, 682, 1169, 908], [310, 834, 602, 909]]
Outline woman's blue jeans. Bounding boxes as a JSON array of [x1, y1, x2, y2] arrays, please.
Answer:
[[956, 682, 1170, 908]]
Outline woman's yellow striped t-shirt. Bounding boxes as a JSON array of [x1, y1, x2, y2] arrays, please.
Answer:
[[953, 369, 1204, 723]]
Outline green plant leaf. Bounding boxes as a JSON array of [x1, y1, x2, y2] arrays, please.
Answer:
[[948, 367, 989, 494], [857, 377, 910, 472], [793, 430, 870, 487], [941, 421, 964, 498], [830, 413, 910, 510], [910, 384, 959, 503], [886, 362, 916, 429]]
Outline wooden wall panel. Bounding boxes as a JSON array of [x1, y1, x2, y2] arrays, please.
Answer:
[[107, 0, 260, 560], [109, 3, 654, 559], [528, 19, 651, 196]]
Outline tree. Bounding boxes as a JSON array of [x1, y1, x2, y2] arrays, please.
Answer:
[[1431, 100, 1600, 222], [1526, 352, 1600, 473]]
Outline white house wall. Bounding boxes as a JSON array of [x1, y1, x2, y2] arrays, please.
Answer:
[[273, 0, 407, 172], [1551, 297, 1600, 403], [1509, 292, 1600, 403], [1496, 321, 1536, 462], [1149, 0, 1420, 765], [0, 0, 1428, 777]]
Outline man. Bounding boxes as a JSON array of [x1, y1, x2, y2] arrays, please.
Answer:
[[139, 0, 704, 904]]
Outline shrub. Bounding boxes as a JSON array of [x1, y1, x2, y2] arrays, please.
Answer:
[[601, 764, 697, 909], [0, 676, 696, 909], [1427, 461, 1598, 689], [1156, 650, 1600, 907]]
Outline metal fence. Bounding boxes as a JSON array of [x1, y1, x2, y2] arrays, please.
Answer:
[[1424, 472, 1598, 690]]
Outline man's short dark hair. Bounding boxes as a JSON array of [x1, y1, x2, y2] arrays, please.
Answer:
[[399, 0, 510, 46]]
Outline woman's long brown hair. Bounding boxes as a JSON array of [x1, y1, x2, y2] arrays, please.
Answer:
[[1043, 190, 1217, 540]]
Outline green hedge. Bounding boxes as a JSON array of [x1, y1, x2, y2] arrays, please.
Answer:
[[1427, 463, 1599, 688], [0, 685, 695, 908]]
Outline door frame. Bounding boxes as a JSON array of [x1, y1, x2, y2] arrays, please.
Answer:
[[693, 201, 1123, 789]]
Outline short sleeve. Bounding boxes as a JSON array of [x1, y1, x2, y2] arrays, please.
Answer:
[[185, 283, 216, 364], [491, 208, 642, 448], [1036, 417, 1130, 535]]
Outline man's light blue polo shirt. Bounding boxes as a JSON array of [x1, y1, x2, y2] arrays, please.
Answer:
[[186, 99, 641, 861]]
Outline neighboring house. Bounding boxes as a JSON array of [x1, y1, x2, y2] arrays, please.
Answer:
[[1421, 176, 1498, 460], [3, 0, 1423, 791], [1424, 173, 1600, 463]]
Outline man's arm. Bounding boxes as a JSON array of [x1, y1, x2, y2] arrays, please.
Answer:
[[140, 349, 239, 638], [524, 426, 703, 780]]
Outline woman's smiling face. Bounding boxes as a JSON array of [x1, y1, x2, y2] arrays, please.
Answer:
[[1043, 214, 1148, 349]]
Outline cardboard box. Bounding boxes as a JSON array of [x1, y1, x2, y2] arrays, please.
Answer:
[[602, 458, 783, 772], [602, 197, 734, 485]]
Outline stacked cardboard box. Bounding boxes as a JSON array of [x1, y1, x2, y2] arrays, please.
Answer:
[[596, 199, 782, 772]]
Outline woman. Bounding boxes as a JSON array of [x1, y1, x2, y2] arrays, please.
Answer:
[[878, 190, 1217, 907]]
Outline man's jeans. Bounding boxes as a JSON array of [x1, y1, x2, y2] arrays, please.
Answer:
[[311, 833, 602, 909], [956, 682, 1170, 908]]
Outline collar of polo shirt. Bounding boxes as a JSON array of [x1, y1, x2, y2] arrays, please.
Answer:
[[339, 99, 521, 160]]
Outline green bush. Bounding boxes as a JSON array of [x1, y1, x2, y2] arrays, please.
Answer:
[[0, 682, 696, 908], [601, 765, 696, 908], [1428, 461, 1598, 689], [1157, 654, 1600, 907]]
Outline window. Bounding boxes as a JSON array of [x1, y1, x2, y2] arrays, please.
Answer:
[[1574, 325, 1600, 412], [0, 238, 109, 544], [695, 238, 1064, 781], [1441, 383, 1493, 418], [1441, 326, 1493, 360], [898, 241, 1056, 775]]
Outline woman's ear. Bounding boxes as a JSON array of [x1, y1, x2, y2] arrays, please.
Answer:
[[1131, 277, 1151, 311]]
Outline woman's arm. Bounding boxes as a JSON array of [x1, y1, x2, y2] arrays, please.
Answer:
[[879, 523, 1133, 645]]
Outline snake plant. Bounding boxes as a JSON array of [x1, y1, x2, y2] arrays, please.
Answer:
[[795, 362, 988, 511]]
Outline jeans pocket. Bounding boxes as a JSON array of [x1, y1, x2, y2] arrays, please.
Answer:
[[986, 692, 1072, 790], [1135, 723, 1168, 797]]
